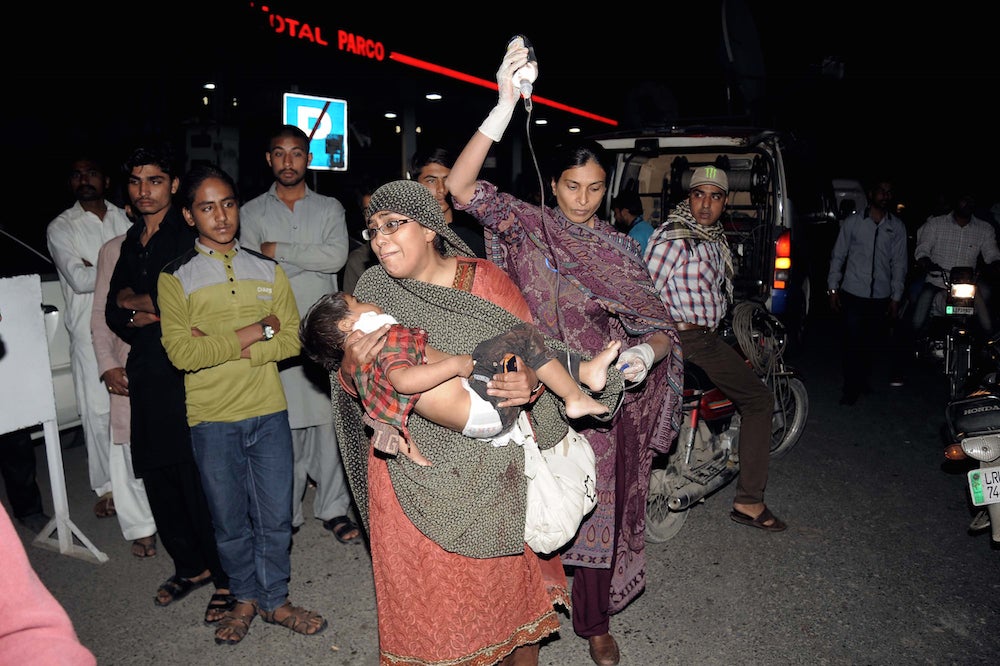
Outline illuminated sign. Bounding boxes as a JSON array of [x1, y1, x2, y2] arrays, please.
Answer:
[[283, 93, 348, 171], [250, 3, 617, 126]]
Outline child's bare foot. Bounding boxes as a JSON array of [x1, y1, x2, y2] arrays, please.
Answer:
[[403, 441, 433, 467], [578, 340, 622, 392], [565, 393, 610, 420]]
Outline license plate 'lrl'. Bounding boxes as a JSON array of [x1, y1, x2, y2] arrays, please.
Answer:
[[968, 466, 1000, 506]]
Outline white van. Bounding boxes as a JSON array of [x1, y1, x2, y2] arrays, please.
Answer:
[[832, 178, 867, 219]]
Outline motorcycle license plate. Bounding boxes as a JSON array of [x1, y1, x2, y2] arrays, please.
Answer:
[[948, 305, 974, 316], [967, 467, 1000, 506]]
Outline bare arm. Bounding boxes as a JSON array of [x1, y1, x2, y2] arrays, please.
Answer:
[[387, 353, 473, 395], [449, 131, 496, 208], [646, 331, 674, 364]]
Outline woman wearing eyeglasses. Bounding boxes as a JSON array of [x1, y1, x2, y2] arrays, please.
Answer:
[[332, 179, 624, 666]]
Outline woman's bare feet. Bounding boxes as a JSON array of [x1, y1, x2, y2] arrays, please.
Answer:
[[578, 340, 623, 392]]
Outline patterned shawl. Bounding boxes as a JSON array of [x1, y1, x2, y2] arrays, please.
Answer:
[[331, 262, 624, 559], [489, 203, 671, 338]]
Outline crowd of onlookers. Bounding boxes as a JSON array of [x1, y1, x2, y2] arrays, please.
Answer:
[[2, 38, 998, 663]]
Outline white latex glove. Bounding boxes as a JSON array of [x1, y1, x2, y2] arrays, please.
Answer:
[[616, 343, 655, 384], [478, 38, 529, 142]]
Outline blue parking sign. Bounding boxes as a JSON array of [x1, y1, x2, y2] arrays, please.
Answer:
[[283, 92, 348, 171]]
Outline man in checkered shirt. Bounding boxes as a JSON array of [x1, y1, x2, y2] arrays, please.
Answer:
[[912, 192, 1000, 336]]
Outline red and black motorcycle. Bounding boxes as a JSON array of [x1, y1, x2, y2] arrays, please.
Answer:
[[645, 301, 809, 542]]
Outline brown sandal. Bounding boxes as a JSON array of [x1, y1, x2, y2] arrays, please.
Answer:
[[131, 535, 157, 559], [214, 600, 257, 645], [94, 492, 116, 518], [257, 601, 327, 636]]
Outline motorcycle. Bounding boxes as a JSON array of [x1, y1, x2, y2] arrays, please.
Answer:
[[943, 332, 1000, 548], [645, 301, 809, 543], [918, 266, 981, 399]]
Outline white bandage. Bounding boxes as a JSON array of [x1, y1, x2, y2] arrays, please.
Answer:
[[616, 343, 655, 384], [478, 103, 516, 142], [352, 311, 398, 334], [477, 38, 527, 142]]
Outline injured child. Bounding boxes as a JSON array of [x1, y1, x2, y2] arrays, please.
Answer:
[[300, 292, 620, 461]]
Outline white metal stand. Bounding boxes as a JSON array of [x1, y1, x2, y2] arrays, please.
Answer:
[[31, 419, 108, 563]]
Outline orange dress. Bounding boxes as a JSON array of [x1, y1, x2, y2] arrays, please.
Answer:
[[370, 259, 568, 665]]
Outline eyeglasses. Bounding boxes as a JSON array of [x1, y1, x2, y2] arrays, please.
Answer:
[[362, 218, 413, 241]]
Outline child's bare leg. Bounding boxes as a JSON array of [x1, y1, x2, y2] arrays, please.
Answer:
[[578, 340, 622, 392], [535, 358, 611, 419]]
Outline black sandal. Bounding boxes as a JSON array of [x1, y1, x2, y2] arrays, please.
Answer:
[[205, 592, 237, 624], [322, 515, 362, 544], [154, 574, 211, 607]]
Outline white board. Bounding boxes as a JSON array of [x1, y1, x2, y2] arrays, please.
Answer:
[[0, 274, 107, 563], [0, 275, 57, 432]]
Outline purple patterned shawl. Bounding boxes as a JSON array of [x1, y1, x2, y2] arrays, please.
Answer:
[[457, 180, 683, 613]]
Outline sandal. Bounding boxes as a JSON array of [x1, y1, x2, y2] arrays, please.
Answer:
[[131, 535, 157, 559], [205, 591, 237, 625], [154, 573, 211, 607], [94, 492, 116, 519], [215, 601, 257, 645], [257, 601, 328, 636], [322, 515, 361, 544], [730, 506, 787, 532]]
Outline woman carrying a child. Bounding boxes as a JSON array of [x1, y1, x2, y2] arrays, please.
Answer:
[[331, 179, 624, 666]]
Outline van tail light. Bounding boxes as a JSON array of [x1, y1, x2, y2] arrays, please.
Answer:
[[773, 230, 791, 289]]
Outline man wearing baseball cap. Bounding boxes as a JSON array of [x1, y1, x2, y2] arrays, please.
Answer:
[[643, 165, 786, 532]]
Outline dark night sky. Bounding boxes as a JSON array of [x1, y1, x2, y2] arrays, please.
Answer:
[[9, 1, 997, 252]]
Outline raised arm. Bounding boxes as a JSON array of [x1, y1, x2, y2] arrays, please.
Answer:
[[448, 39, 529, 208], [387, 351, 473, 396]]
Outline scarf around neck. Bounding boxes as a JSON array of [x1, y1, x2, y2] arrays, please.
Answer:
[[657, 199, 734, 303]]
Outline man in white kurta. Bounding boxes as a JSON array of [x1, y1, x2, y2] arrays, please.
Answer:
[[46, 157, 131, 515], [240, 125, 358, 541]]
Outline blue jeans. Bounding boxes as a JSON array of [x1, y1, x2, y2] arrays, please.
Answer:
[[190, 411, 294, 612]]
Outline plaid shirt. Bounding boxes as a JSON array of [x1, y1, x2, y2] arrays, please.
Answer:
[[915, 213, 1000, 289], [354, 325, 427, 434], [644, 233, 728, 329]]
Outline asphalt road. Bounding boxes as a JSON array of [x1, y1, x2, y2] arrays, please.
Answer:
[[7, 313, 999, 665]]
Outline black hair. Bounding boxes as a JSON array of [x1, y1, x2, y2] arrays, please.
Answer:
[[122, 142, 179, 178], [270, 124, 310, 149], [612, 191, 643, 216], [67, 154, 108, 177], [545, 139, 611, 184], [177, 163, 239, 211], [299, 292, 352, 371], [409, 146, 454, 178]]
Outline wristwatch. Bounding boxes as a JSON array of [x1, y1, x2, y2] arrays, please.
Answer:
[[260, 321, 275, 341]]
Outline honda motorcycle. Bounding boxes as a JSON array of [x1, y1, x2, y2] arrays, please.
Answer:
[[943, 333, 1000, 548], [918, 266, 981, 399], [645, 301, 809, 543]]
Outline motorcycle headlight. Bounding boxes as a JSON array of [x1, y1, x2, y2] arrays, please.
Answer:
[[951, 283, 976, 299], [961, 433, 1000, 463]]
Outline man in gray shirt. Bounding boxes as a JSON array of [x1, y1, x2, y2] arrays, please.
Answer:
[[827, 179, 908, 404], [240, 125, 360, 543]]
